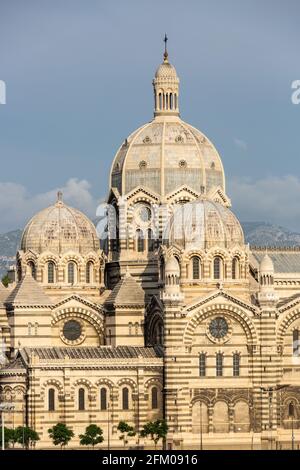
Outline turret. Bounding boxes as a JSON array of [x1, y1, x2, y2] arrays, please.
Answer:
[[258, 253, 278, 304], [162, 256, 183, 300]]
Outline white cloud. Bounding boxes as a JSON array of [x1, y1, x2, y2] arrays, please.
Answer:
[[234, 138, 247, 151], [0, 178, 98, 233], [228, 175, 300, 232]]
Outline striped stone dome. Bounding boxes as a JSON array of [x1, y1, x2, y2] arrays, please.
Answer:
[[20, 193, 99, 255], [164, 199, 244, 250]]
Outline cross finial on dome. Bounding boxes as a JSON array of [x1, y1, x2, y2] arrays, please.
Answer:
[[57, 191, 63, 203], [163, 33, 169, 62]]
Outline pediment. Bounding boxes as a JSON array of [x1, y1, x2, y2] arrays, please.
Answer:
[[124, 186, 160, 204], [52, 294, 103, 313], [207, 186, 231, 207], [277, 293, 300, 314], [166, 186, 200, 203], [184, 289, 258, 316]]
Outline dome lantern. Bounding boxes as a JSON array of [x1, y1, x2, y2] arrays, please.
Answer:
[[153, 35, 180, 117]]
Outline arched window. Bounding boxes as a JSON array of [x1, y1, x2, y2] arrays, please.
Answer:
[[78, 388, 85, 410], [199, 353, 206, 377], [170, 93, 173, 110], [48, 388, 55, 411], [100, 388, 107, 410], [147, 229, 155, 252], [48, 261, 55, 284], [151, 387, 158, 409], [213, 257, 222, 280], [27, 261, 36, 280], [86, 261, 94, 283], [232, 257, 239, 279], [289, 402, 295, 418], [68, 262, 76, 284], [135, 322, 139, 335], [293, 329, 299, 356], [34, 322, 38, 336], [137, 230, 144, 253], [216, 353, 223, 377], [159, 93, 162, 110], [122, 387, 129, 410], [192, 257, 200, 280], [28, 323, 32, 336], [233, 353, 240, 377]]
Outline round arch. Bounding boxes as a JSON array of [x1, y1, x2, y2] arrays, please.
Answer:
[[183, 303, 257, 346]]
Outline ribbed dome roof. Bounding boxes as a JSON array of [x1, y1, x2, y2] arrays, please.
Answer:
[[155, 61, 178, 79], [21, 193, 99, 255], [164, 199, 244, 250], [110, 117, 225, 197]]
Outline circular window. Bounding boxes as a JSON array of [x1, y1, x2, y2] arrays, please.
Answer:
[[179, 159, 187, 169], [175, 135, 184, 143], [63, 320, 82, 341], [143, 136, 151, 144], [209, 317, 228, 339], [139, 160, 147, 170]]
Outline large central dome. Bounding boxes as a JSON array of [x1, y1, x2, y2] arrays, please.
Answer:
[[110, 48, 225, 200]]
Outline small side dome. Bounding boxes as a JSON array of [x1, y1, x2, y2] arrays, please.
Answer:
[[260, 254, 274, 273], [164, 199, 244, 250], [21, 192, 99, 255]]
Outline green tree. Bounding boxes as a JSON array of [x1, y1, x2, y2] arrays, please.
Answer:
[[48, 423, 74, 449], [15, 426, 39, 449], [1, 275, 10, 288], [0, 427, 17, 449], [117, 421, 136, 448], [140, 419, 168, 450], [79, 424, 104, 449]]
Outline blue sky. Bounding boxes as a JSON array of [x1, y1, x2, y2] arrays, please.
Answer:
[[0, 0, 300, 232]]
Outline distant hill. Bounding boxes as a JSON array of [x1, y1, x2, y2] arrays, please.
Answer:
[[0, 229, 22, 278], [242, 222, 300, 247], [0, 222, 300, 278]]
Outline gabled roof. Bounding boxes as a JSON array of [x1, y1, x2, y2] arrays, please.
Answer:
[[105, 270, 145, 307], [252, 250, 300, 273], [5, 272, 52, 307]]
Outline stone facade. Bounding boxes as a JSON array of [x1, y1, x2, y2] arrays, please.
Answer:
[[1, 47, 300, 450]]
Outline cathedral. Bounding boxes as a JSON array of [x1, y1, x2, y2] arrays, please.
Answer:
[[1, 44, 300, 450]]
